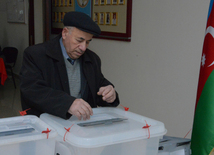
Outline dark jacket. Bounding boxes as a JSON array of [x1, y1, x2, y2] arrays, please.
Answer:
[[20, 35, 119, 119]]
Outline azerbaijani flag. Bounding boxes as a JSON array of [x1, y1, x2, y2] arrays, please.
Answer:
[[191, 0, 214, 154]]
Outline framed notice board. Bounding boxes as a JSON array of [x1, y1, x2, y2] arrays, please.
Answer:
[[6, 0, 27, 23], [50, 0, 132, 42]]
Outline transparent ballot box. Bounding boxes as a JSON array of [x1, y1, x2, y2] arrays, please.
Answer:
[[40, 107, 167, 155], [0, 115, 57, 155]]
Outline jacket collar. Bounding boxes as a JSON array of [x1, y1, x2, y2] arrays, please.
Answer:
[[46, 34, 63, 61], [46, 34, 92, 63]]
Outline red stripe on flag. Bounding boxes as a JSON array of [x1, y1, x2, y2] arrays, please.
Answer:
[[196, 34, 214, 107]]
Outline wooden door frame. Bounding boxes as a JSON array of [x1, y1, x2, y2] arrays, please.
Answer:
[[28, 0, 51, 45], [44, 0, 51, 41], [28, 0, 34, 46]]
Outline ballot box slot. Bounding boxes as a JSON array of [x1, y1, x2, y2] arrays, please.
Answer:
[[77, 118, 128, 127], [176, 141, 190, 147], [0, 128, 35, 137]]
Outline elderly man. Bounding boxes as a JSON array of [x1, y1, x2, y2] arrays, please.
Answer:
[[20, 11, 119, 120]]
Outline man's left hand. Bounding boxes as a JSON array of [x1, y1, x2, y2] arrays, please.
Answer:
[[97, 85, 116, 103]]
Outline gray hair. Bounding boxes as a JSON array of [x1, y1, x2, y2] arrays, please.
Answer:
[[64, 26, 75, 34]]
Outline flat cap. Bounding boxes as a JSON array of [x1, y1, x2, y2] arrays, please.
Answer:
[[63, 11, 101, 36]]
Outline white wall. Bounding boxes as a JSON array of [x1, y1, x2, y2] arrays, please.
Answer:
[[0, 0, 210, 139], [88, 1, 210, 138], [34, 0, 44, 44], [0, 0, 43, 73], [0, 0, 29, 74]]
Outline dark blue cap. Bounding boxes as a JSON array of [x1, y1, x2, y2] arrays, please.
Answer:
[[63, 11, 101, 36]]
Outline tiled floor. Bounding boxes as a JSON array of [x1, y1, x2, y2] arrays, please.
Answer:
[[0, 77, 22, 118]]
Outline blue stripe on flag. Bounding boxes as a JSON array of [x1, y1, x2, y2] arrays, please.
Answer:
[[208, 0, 214, 19]]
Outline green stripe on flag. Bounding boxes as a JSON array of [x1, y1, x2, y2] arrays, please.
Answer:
[[191, 70, 214, 154]]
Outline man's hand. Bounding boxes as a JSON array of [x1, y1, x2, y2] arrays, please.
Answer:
[[68, 99, 93, 120], [97, 85, 116, 103]]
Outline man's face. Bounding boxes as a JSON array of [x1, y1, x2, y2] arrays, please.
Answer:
[[62, 27, 93, 59]]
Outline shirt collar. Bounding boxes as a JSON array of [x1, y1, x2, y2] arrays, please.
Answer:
[[59, 37, 70, 59]]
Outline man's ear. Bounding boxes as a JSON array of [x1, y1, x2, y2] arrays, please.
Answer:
[[62, 27, 68, 39]]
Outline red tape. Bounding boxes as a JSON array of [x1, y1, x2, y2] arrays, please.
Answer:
[[19, 108, 31, 116], [142, 120, 151, 139], [42, 128, 51, 139], [120, 104, 129, 111], [184, 128, 192, 138], [64, 124, 74, 141]]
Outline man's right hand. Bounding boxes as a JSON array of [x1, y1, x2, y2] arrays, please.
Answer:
[[68, 99, 93, 120]]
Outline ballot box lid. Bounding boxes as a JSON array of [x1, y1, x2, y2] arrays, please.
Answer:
[[40, 107, 167, 148], [0, 115, 57, 146]]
